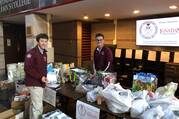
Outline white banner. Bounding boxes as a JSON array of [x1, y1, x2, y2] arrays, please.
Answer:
[[43, 87, 56, 107], [76, 100, 100, 119], [136, 17, 179, 46]]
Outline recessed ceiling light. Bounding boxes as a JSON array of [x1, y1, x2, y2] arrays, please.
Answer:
[[104, 13, 110, 17], [133, 10, 140, 14], [83, 16, 89, 20], [169, 5, 178, 9]]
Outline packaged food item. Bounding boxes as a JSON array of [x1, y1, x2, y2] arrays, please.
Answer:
[[132, 72, 158, 92]]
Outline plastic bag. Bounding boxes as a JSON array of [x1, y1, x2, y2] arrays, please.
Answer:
[[155, 82, 178, 98], [140, 106, 164, 119], [86, 86, 103, 102], [131, 98, 149, 118], [100, 83, 132, 113], [163, 106, 179, 119], [75, 84, 96, 93], [132, 90, 149, 100]]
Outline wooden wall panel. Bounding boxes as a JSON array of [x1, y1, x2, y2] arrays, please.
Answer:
[[53, 21, 78, 65], [91, 22, 114, 58]]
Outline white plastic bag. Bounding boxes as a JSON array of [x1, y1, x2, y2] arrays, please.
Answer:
[[101, 83, 132, 113], [130, 99, 149, 118], [149, 97, 179, 110], [132, 90, 149, 100], [140, 106, 164, 119], [86, 87, 103, 102], [163, 106, 179, 119]]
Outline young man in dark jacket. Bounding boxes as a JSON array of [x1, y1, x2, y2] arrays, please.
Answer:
[[24, 33, 48, 119], [93, 33, 113, 73]]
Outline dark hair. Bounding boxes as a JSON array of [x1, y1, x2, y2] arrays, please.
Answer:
[[95, 33, 104, 39], [36, 33, 48, 42]]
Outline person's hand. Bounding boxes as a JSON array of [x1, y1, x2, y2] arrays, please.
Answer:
[[93, 69, 96, 76], [41, 76, 48, 85], [90, 74, 95, 79]]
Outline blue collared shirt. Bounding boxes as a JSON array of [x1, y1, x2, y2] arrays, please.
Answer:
[[38, 46, 44, 54]]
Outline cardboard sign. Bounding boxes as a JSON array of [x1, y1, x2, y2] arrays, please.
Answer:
[[135, 50, 143, 59], [160, 51, 170, 62], [43, 87, 56, 107], [174, 52, 179, 63], [125, 49, 132, 58], [115, 49, 121, 58], [148, 51, 156, 61], [76, 100, 100, 119]]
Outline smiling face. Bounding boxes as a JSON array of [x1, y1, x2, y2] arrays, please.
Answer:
[[96, 36, 104, 49], [37, 38, 48, 50]]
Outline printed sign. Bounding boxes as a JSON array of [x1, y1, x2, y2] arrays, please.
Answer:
[[43, 87, 56, 107], [136, 17, 179, 46], [76, 100, 100, 119]]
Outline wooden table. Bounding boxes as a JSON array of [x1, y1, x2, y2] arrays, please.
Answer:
[[56, 82, 85, 100], [55, 83, 85, 118]]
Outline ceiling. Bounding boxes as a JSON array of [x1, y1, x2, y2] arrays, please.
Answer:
[[1, 0, 179, 23]]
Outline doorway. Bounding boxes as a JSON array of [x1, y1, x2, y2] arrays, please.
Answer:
[[3, 23, 26, 65]]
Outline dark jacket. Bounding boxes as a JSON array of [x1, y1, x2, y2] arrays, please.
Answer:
[[94, 46, 113, 72], [24, 46, 47, 87]]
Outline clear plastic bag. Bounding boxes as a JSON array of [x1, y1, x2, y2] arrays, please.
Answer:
[[155, 82, 178, 98]]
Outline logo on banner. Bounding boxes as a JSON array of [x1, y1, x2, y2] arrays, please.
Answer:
[[140, 21, 158, 39], [78, 104, 86, 116]]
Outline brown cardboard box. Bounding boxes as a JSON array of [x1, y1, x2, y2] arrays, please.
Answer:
[[11, 101, 25, 110], [0, 81, 15, 90], [0, 109, 19, 119], [9, 112, 24, 119]]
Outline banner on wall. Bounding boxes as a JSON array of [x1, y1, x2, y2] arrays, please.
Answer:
[[136, 16, 179, 46], [0, 0, 39, 16], [39, 0, 82, 8], [0, 0, 82, 17]]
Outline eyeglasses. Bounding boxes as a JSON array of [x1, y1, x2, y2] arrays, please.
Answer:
[[96, 39, 103, 41]]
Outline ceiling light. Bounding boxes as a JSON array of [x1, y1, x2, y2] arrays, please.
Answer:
[[83, 16, 88, 20], [104, 13, 110, 17], [133, 10, 140, 14], [169, 5, 178, 9]]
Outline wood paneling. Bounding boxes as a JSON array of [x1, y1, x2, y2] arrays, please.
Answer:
[[81, 22, 91, 62], [53, 21, 78, 65]]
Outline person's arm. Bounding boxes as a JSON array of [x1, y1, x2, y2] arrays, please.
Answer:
[[93, 63, 96, 75], [24, 53, 43, 80], [104, 62, 111, 72], [93, 49, 97, 75], [103, 48, 113, 72]]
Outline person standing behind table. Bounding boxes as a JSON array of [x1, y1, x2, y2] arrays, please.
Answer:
[[93, 33, 113, 74], [24, 33, 48, 119]]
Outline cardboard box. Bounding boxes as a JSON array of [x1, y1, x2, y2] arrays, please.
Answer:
[[11, 101, 25, 110], [0, 80, 15, 90], [9, 112, 24, 119], [0, 109, 19, 119]]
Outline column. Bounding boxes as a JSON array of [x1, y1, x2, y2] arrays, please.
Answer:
[[25, 13, 54, 63], [0, 22, 5, 79]]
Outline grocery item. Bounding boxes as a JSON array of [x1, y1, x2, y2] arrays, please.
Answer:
[[132, 72, 158, 92]]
